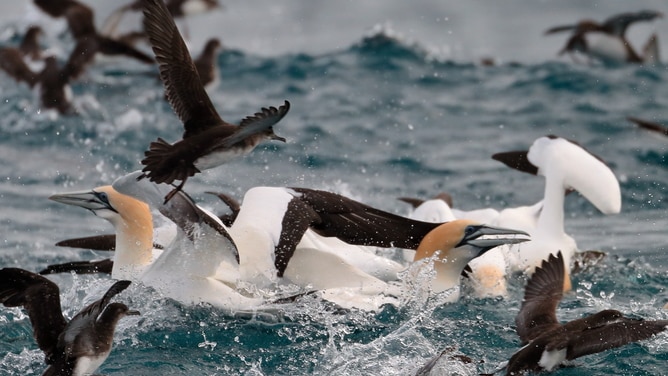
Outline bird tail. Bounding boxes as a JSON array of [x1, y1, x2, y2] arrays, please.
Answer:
[[141, 138, 198, 185]]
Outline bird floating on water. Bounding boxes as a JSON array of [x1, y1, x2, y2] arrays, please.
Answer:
[[0, 268, 138, 376], [505, 252, 668, 375]]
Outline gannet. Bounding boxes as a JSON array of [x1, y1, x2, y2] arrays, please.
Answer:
[[545, 10, 663, 64], [506, 252, 668, 375], [491, 136, 621, 291], [0, 268, 138, 376], [402, 136, 621, 296], [138, 0, 288, 203]]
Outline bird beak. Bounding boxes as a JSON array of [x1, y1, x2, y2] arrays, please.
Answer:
[[49, 190, 116, 213], [271, 133, 287, 143], [126, 310, 141, 316], [458, 224, 530, 252], [544, 24, 576, 35]]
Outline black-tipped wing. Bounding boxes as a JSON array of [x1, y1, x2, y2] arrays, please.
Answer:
[[289, 187, 442, 249], [39, 259, 114, 275], [602, 10, 663, 37], [0, 268, 67, 362], [515, 252, 564, 344], [492, 150, 538, 175], [141, 0, 223, 134], [567, 319, 668, 360], [56, 234, 118, 251], [217, 101, 290, 148], [627, 116, 668, 136]]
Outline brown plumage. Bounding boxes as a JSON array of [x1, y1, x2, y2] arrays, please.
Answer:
[[139, 0, 289, 203], [0, 268, 138, 375], [506, 252, 668, 375]]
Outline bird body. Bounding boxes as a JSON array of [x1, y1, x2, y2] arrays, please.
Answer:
[[0, 268, 138, 376]]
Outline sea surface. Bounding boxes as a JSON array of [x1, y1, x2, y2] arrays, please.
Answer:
[[1, 1, 668, 375]]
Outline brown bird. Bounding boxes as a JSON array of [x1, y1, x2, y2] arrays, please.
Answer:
[[0, 268, 139, 376], [33, 0, 155, 66], [545, 10, 663, 64], [139, 0, 289, 203], [506, 252, 668, 375]]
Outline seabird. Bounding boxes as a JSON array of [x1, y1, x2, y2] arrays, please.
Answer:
[[194, 38, 222, 90], [402, 136, 621, 297], [0, 26, 45, 84], [138, 0, 289, 203], [490, 135, 621, 290], [627, 116, 668, 137], [47, 172, 528, 311], [545, 10, 663, 64], [33, 0, 155, 66], [506, 252, 668, 375], [0, 268, 139, 376], [102, 0, 221, 40]]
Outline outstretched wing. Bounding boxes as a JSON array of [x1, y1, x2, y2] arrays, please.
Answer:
[[515, 252, 564, 344], [0, 268, 67, 363], [218, 101, 290, 148], [567, 318, 668, 360], [141, 0, 223, 135]]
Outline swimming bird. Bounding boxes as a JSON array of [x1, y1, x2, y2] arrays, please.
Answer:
[[48, 172, 528, 310], [402, 136, 620, 296], [627, 116, 668, 137], [139, 0, 289, 203], [0, 268, 138, 376], [490, 136, 621, 289], [32, 0, 155, 66], [545, 10, 663, 64], [506, 252, 668, 375]]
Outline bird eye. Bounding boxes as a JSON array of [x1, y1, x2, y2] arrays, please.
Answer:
[[465, 226, 476, 237], [95, 191, 110, 205]]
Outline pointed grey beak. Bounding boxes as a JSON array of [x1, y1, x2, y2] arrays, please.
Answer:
[[458, 224, 530, 251], [49, 190, 116, 213], [126, 310, 141, 316], [271, 133, 286, 143]]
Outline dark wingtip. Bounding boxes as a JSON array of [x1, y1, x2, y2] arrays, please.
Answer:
[[492, 150, 538, 175]]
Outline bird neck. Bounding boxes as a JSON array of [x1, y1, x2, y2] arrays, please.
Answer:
[[536, 172, 566, 236], [413, 224, 469, 294], [111, 212, 154, 280]]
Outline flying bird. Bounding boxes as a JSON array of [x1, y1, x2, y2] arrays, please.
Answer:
[[139, 0, 289, 203]]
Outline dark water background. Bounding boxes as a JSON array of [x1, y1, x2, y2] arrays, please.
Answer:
[[0, 1, 667, 375]]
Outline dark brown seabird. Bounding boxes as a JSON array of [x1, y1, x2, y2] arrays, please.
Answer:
[[33, 0, 155, 66], [139, 0, 289, 203], [506, 252, 668, 375], [0, 268, 139, 376], [545, 10, 663, 64], [102, 0, 221, 40], [194, 38, 222, 90]]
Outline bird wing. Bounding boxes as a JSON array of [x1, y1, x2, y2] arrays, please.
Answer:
[[0, 268, 67, 363], [0, 48, 38, 86], [602, 10, 663, 37], [515, 252, 565, 344], [216, 101, 291, 148], [141, 0, 223, 136], [289, 187, 442, 250], [566, 319, 668, 360], [39, 259, 114, 275], [627, 116, 668, 137]]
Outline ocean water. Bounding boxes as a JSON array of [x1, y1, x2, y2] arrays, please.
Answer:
[[1, 1, 668, 375]]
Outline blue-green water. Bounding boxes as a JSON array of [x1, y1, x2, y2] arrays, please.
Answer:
[[1, 2, 668, 375]]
